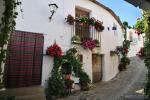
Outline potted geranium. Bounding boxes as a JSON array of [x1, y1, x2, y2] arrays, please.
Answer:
[[82, 38, 96, 50], [46, 43, 62, 57]]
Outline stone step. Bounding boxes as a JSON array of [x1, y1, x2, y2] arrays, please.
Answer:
[[0, 86, 46, 100]]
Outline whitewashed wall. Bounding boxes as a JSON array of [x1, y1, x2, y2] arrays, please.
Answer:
[[15, 0, 124, 85], [127, 29, 144, 57]]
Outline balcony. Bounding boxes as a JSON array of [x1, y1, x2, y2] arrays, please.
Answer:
[[71, 24, 101, 47], [66, 15, 104, 50]]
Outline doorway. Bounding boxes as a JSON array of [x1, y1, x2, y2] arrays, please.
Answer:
[[92, 54, 102, 83], [4, 31, 44, 88]]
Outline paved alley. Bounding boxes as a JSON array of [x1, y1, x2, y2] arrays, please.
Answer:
[[59, 57, 147, 100]]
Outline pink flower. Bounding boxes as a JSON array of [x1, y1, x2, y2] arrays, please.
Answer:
[[82, 38, 96, 50]]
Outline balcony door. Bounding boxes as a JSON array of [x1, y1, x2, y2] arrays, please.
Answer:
[[75, 8, 90, 39]]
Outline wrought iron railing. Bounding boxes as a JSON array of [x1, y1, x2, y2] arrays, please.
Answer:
[[72, 24, 101, 47]]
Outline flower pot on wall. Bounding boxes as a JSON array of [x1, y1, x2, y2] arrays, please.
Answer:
[[66, 14, 75, 25], [71, 36, 81, 44]]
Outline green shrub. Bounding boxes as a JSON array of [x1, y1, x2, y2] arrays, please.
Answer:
[[79, 71, 91, 91], [0, 96, 15, 100]]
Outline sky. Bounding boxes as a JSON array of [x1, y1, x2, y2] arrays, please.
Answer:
[[97, 0, 142, 26]]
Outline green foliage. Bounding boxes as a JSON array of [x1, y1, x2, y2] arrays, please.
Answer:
[[143, 11, 150, 99], [63, 48, 82, 76], [135, 19, 145, 33], [71, 35, 81, 43], [123, 40, 130, 49], [45, 57, 65, 100], [0, 0, 21, 89], [46, 48, 91, 98], [0, 96, 15, 100], [79, 71, 91, 85], [118, 21, 131, 71], [121, 57, 130, 65], [79, 71, 91, 91], [123, 21, 129, 28]]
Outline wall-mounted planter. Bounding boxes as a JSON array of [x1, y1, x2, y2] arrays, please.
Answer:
[[71, 35, 81, 44]]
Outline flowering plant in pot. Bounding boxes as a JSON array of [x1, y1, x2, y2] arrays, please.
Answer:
[[95, 20, 104, 32], [137, 47, 145, 59], [66, 14, 75, 25], [71, 35, 81, 44], [46, 43, 62, 57], [64, 79, 74, 94], [135, 29, 141, 36], [118, 57, 130, 71], [82, 38, 96, 50], [76, 17, 89, 26], [89, 17, 96, 26], [79, 71, 91, 91]]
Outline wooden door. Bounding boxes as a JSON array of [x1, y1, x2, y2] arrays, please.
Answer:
[[92, 54, 102, 83], [4, 31, 44, 88]]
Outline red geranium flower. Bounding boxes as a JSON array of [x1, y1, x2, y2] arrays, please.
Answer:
[[46, 43, 62, 57], [82, 38, 96, 50]]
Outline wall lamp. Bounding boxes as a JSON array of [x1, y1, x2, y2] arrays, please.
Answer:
[[48, 3, 58, 21]]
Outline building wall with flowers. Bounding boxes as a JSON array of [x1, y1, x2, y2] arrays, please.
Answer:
[[15, 0, 124, 85], [127, 29, 144, 57]]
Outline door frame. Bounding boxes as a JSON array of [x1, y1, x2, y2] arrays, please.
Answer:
[[92, 54, 103, 83]]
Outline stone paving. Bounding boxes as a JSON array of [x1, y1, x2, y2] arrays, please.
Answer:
[[58, 57, 147, 100]]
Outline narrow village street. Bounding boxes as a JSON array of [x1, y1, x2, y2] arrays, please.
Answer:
[[60, 57, 147, 100], [1, 0, 150, 100]]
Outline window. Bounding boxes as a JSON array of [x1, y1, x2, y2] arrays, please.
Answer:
[[112, 23, 117, 36], [75, 8, 90, 39]]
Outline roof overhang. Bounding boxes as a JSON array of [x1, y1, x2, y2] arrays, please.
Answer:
[[125, 0, 150, 11]]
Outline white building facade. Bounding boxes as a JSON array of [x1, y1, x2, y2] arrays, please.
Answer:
[[2, 0, 124, 88], [127, 29, 144, 57]]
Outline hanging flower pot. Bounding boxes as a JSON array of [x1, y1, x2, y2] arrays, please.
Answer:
[[66, 14, 75, 25], [89, 17, 96, 26], [46, 43, 62, 57], [95, 21, 104, 32]]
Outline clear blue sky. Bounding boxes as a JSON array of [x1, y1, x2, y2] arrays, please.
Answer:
[[97, 0, 142, 26]]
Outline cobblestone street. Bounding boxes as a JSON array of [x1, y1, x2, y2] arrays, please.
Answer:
[[59, 57, 147, 100]]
